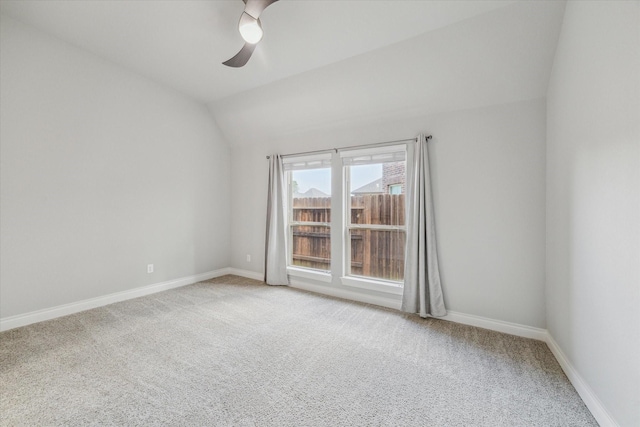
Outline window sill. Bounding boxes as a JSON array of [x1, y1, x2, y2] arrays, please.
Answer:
[[287, 267, 332, 283], [340, 276, 404, 295]]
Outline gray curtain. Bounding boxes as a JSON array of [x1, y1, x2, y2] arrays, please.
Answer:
[[401, 134, 446, 317], [264, 155, 289, 285]]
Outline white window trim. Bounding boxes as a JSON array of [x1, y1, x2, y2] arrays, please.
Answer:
[[340, 275, 404, 295], [340, 144, 407, 158], [283, 152, 332, 170], [290, 221, 330, 227], [283, 145, 408, 293], [288, 266, 332, 283], [348, 224, 406, 231]]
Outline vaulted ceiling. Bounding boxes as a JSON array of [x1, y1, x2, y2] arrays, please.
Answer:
[[0, 0, 566, 146]]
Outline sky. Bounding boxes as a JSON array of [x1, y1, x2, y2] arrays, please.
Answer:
[[293, 164, 382, 195]]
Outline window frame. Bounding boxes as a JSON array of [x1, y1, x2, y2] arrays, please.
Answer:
[[341, 145, 407, 287], [389, 184, 402, 195], [284, 154, 333, 279], [280, 145, 408, 293]]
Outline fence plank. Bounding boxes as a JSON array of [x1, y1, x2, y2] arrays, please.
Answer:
[[291, 195, 405, 279]]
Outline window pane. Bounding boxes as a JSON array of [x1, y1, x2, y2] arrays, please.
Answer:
[[350, 229, 405, 281], [389, 184, 402, 195], [291, 168, 331, 205], [292, 225, 330, 271], [289, 166, 331, 272], [349, 161, 405, 226]]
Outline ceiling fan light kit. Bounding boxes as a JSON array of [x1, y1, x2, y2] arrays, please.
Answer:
[[223, 0, 278, 68], [238, 13, 263, 44]]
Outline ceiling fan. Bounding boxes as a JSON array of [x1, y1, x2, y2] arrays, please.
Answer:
[[222, 0, 279, 68]]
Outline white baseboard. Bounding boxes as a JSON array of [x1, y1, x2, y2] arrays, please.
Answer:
[[227, 268, 547, 341], [226, 267, 264, 282], [544, 333, 619, 427], [288, 281, 549, 342], [0, 268, 231, 332], [0, 265, 616, 427], [440, 310, 548, 341], [287, 275, 616, 426]]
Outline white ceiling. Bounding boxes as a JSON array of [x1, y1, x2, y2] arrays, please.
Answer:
[[211, 1, 566, 145], [0, 0, 566, 147], [0, 0, 516, 103]]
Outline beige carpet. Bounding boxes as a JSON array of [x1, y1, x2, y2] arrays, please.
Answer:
[[1, 275, 597, 426]]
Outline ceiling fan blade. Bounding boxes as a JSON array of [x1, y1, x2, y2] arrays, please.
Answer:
[[222, 43, 257, 68], [243, 0, 278, 19]]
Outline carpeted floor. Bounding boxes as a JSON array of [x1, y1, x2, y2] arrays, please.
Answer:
[[1, 275, 597, 426]]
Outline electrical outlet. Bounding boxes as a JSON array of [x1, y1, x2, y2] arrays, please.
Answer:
[[147, 264, 154, 273], [246, 254, 251, 262]]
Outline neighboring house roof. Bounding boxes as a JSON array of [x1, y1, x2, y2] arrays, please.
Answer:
[[351, 178, 383, 194], [293, 188, 329, 198]]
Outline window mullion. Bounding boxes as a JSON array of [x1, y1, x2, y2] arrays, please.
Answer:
[[347, 224, 406, 232], [290, 221, 331, 227]]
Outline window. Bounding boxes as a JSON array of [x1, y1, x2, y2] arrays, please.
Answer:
[[282, 146, 407, 291], [284, 154, 332, 273], [342, 146, 407, 283], [389, 184, 402, 195]]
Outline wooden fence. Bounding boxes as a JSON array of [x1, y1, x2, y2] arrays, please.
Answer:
[[292, 195, 405, 281]]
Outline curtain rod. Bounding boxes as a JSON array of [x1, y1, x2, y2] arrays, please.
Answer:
[[268, 148, 336, 160], [266, 135, 431, 159]]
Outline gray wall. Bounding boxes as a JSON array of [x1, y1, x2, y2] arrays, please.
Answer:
[[0, 16, 231, 318], [546, 2, 640, 426], [230, 98, 547, 328]]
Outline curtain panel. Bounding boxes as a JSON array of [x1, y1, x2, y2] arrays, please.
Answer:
[[401, 134, 446, 317], [264, 154, 289, 285]]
